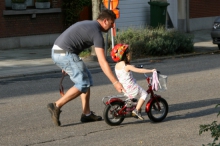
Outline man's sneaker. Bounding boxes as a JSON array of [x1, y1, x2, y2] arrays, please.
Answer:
[[80, 111, 102, 123], [47, 103, 62, 126], [132, 109, 144, 120]]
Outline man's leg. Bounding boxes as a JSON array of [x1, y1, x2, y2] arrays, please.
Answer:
[[56, 86, 82, 108], [80, 87, 102, 122], [80, 87, 91, 114], [47, 86, 81, 126]]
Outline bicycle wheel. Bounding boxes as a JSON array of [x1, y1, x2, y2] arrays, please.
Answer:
[[103, 102, 125, 126], [147, 98, 168, 122]]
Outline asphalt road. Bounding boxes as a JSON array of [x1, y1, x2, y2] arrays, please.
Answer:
[[0, 53, 220, 146]]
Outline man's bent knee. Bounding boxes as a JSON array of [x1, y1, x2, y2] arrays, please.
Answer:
[[75, 84, 90, 93]]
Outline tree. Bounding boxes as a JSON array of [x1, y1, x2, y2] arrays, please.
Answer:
[[91, 0, 101, 57]]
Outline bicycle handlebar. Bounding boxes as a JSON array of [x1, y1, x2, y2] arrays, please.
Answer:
[[144, 71, 160, 78], [135, 64, 160, 77]]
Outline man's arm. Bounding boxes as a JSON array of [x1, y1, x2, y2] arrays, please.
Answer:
[[95, 47, 125, 93]]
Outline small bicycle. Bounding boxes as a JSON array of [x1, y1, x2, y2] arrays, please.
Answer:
[[102, 69, 169, 126]]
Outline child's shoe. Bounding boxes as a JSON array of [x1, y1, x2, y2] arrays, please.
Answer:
[[132, 109, 144, 120]]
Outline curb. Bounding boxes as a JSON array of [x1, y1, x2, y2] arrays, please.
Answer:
[[131, 50, 220, 64]]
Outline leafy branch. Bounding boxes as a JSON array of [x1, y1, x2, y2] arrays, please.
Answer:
[[199, 104, 220, 146]]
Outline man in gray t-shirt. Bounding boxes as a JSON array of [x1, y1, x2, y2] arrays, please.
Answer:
[[47, 9, 125, 126], [55, 20, 105, 55]]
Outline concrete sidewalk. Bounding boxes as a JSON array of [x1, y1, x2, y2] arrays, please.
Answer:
[[0, 29, 219, 79]]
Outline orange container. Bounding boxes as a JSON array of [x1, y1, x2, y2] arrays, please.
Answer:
[[113, 8, 120, 19], [103, 0, 119, 9]]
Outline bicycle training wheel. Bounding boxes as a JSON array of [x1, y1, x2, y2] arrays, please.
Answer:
[[103, 102, 125, 126], [147, 98, 168, 122]]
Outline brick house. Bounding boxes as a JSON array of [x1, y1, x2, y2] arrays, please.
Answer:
[[0, 0, 219, 50], [0, 0, 92, 50], [0, 0, 64, 49]]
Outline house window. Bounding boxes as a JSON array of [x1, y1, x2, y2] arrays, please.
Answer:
[[5, 0, 34, 8], [3, 0, 61, 17], [26, 0, 34, 7]]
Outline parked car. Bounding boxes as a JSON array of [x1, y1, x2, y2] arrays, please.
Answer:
[[211, 16, 220, 50]]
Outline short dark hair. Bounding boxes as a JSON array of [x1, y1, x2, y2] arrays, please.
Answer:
[[97, 9, 116, 21]]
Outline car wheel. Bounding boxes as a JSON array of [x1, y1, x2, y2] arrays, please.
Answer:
[[218, 44, 220, 50]]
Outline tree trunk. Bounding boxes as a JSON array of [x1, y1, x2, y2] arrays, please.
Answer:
[[91, 0, 101, 56]]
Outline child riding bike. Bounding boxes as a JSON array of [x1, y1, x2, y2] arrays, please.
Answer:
[[111, 44, 156, 120]]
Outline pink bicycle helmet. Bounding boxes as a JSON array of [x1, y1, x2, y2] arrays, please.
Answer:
[[111, 44, 129, 62]]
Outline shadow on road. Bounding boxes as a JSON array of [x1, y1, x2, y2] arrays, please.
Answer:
[[44, 97, 220, 128], [166, 97, 220, 121]]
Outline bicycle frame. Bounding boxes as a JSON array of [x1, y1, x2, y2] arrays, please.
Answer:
[[102, 74, 163, 115], [103, 71, 168, 125], [145, 76, 162, 113]]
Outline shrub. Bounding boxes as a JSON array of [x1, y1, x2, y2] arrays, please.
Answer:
[[110, 26, 194, 58], [79, 48, 91, 58], [199, 104, 220, 146]]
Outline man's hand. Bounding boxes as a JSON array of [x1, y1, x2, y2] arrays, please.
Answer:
[[114, 82, 126, 93]]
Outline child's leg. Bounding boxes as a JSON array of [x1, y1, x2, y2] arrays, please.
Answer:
[[136, 98, 145, 111], [136, 87, 148, 111], [132, 87, 148, 120], [133, 98, 145, 120]]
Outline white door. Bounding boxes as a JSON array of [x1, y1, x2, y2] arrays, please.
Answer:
[[167, 0, 178, 29], [115, 0, 150, 30]]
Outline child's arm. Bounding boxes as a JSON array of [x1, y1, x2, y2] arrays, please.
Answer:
[[125, 64, 156, 73]]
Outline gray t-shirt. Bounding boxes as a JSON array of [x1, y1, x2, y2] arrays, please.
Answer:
[[54, 20, 105, 55]]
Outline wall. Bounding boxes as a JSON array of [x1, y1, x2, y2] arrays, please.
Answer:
[[177, 0, 186, 31], [174, 0, 220, 32], [1, 14, 63, 38], [167, 0, 178, 29], [189, 0, 220, 31], [115, 0, 150, 30], [189, 0, 220, 18]]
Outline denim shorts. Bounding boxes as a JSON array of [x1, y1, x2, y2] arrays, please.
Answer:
[[51, 47, 93, 93]]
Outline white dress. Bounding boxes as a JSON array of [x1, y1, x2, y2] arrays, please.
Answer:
[[115, 65, 148, 100]]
